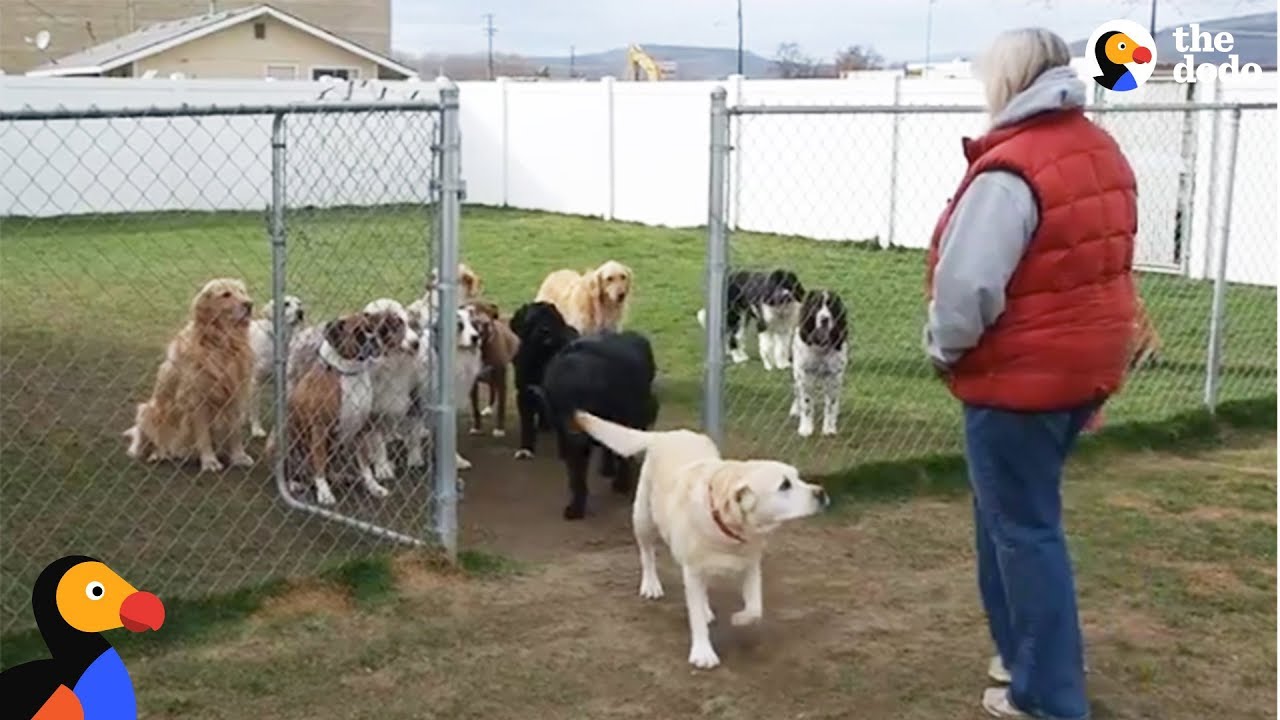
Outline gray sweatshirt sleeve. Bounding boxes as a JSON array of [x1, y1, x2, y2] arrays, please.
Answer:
[[924, 170, 1038, 368]]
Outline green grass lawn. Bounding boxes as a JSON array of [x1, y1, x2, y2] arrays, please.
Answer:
[[1, 205, 1275, 634]]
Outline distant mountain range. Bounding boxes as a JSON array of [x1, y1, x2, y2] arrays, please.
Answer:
[[526, 44, 777, 80]]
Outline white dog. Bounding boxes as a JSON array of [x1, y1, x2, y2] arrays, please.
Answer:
[[574, 410, 829, 670], [402, 300, 483, 472], [363, 298, 423, 481], [247, 294, 305, 438]]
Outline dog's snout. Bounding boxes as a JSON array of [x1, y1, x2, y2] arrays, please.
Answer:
[[814, 486, 830, 507], [242, 301, 254, 314]]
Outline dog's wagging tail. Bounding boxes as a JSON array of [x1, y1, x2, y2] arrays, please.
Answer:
[[572, 411, 656, 457]]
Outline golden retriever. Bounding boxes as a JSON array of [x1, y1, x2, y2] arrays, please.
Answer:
[[534, 260, 632, 334], [124, 278, 256, 472]]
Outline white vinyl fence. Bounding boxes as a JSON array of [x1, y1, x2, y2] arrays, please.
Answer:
[[1, 70, 1275, 285]]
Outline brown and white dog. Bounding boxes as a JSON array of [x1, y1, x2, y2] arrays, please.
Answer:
[[363, 298, 422, 480], [278, 312, 385, 506], [534, 260, 632, 334], [467, 300, 521, 437], [124, 278, 256, 472], [1129, 295, 1162, 370]]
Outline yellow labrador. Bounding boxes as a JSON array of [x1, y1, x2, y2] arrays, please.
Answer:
[[574, 411, 829, 669]]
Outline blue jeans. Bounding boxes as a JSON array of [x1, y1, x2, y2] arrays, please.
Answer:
[[964, 403, 1095, 720]]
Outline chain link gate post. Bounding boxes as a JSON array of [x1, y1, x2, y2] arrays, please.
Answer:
[[703, 86, 731, 447], [1203, 106, 1244, 414], [433, 79, 463, 560]]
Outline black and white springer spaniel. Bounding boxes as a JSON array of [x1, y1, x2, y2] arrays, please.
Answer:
[[697, 269, 806, 371], [789, 290, 849, 437]]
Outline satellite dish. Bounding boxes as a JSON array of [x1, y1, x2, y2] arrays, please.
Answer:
[[35, 30, 51, 50]]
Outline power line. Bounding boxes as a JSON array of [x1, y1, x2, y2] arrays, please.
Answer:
[[483, 13, 497, 81]]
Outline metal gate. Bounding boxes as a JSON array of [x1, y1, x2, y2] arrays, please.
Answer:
[[0, 87, 461, 633]]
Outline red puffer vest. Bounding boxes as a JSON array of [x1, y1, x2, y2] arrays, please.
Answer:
[[925, 108, 1138, 411]]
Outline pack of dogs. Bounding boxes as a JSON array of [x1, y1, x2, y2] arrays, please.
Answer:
[[122, 262, 1161, 670]]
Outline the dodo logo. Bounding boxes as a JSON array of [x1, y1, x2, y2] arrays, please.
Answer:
[[1085, 20, 1156, 92]]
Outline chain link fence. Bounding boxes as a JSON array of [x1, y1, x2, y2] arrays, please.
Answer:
[[702, 92, 1277, 475], [0, 93, 462, 634]]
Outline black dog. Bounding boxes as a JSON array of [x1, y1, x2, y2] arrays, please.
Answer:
[[510, 301, 580, 459], [698, 269, 806, 370], [535, 331, 659, 520]]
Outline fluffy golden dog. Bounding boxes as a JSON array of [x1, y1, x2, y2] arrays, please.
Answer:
[[124, 278, 256, 472], [534, 260, 632, 334]]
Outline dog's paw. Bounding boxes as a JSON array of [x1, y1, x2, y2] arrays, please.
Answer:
[[797, 420, 814, 438], [688, 644, 721, 670], [287, 480, 307, 496], [374, 460, 396, 481], [229, 451, 255, 468], [468, 426, 485, 436], [731, 609, 762, 627], [314, 479, 336, 506], [821, 423, 838, 437], [639, 576, 664, 600], [513, 448, 534, 460], [787, 402, 800, 418], [563, 503, 586, 521], [250, 424, 268, 439], [729, 350, 749, 365], [200, 455, 224, 473], [456, 454, 473, 470], [363, 478, 391, 499], [491, 428, 505, 438]]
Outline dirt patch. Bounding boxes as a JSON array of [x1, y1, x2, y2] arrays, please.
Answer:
[[1183, 505, 1276, 524], [1176, 562, 1254, 597], [255, 581, 354, 620]]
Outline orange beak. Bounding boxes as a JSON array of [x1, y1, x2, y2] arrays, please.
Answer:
[[119, 591, 165, 632]]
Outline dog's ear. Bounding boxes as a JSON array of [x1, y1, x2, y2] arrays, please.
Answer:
[[509, 304, 529, 336], [734, 484, 757, 514], [323, 318, 344, 347], [586, 268, 605, 301]]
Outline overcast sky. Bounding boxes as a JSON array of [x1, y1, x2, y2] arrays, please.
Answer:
[[391, 0, 1267, 60]]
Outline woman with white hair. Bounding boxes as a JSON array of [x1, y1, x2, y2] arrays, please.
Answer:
[[923, 28, 1137, 719]]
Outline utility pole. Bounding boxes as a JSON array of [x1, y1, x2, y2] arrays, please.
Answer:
[[736, 0, 744, 75], [483, 13, 497, 80], [569, 45, 576, 78], [923, 0, 936, 76], [1149, 0, 1158, 35]]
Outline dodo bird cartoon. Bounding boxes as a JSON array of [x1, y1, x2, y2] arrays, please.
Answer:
[[1094, 30, 1153, 91], [0, 556, 164, 720]]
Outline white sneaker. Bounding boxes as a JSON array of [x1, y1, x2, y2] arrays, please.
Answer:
[[988, 655, 1012, 684], [987, 655, 1088, 684], [982, 687, 1030, 717]]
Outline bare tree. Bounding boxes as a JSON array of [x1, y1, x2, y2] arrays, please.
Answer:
[[834, 45, 885, 73], [774, 42, 819, 79]]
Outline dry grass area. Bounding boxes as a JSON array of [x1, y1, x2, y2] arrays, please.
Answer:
[[100, 432, 1277, 720]]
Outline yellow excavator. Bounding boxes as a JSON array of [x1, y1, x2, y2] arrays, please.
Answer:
[[625, 44, 674, 81]]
